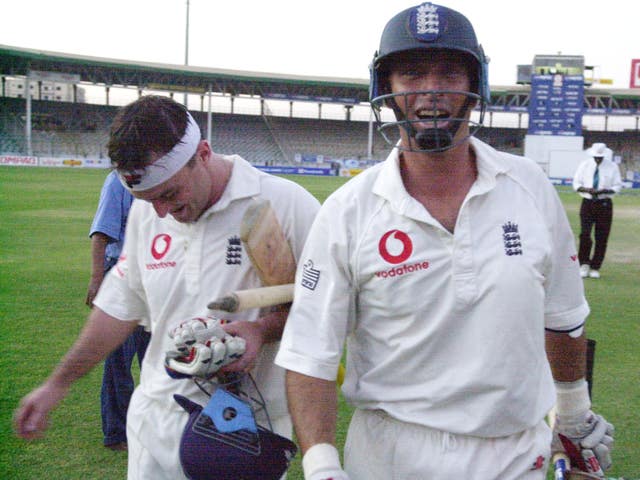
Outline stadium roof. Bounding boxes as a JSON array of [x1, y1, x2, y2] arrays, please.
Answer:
[[0, 44, 370, 104], [2, 44, 640, 113]]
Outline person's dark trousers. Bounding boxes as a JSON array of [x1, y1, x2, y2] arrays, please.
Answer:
[[101, 325, 151, 446], [578, 198, 613, 271], [100, 257, 151, 447]]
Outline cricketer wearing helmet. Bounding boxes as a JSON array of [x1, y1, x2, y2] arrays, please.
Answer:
[[275, 3, 614, 480]]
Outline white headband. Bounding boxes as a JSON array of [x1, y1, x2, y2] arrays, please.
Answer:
[[117, 112, 201, 191]]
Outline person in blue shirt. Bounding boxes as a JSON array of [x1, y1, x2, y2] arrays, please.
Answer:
[[86, 170, 151, 451]]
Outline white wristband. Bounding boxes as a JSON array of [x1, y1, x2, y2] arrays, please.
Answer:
[[555, 378, 591, 418], [302, 443, 342, 478]]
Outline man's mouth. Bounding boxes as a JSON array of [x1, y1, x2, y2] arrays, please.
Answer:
[[414, 108, 450, 128]]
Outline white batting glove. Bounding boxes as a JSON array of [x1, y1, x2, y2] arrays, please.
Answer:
[[552, 379, 614, 477], [169, 315, 227, 353], [302, 443, 350, 480], [222, 335, 246, 366], [165, 315, 246, 379], [166, 339, 227, 378]]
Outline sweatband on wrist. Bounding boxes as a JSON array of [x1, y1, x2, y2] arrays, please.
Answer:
[[303, 443, 341, 477], [117, 112, 201, 191], [555, 378, 591, 417]]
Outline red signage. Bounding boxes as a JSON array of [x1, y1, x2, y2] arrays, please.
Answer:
[[630, 59, 640, 88]]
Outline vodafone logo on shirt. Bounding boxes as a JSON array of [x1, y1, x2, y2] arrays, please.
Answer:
[[376, 229, 429, 279], [151, 234, 172, 259], [378, 229, 413, 264], [147, 233, 176, 270]]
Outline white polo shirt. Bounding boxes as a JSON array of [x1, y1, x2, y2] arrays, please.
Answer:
[[275, 137, 589, 437], [94, 155, 320, 419]]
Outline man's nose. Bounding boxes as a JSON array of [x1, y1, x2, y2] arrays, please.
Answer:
[[416, 73, 446, 91], [151, 199, 170, 218]]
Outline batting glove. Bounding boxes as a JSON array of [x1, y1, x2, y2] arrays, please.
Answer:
[[169, 315, 227, 353], [165, 315, 246, 379], [165, 339, 228, 379], [302, 443, 350, 480], [223, 335, 246, 365], [552, 379, 614, 477]]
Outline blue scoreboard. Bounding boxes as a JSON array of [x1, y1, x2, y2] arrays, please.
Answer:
[[527, 74, 584, 136]]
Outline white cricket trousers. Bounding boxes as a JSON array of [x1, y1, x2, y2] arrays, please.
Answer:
[[344, 409, 552, 480], [126, 389, 292, 480]]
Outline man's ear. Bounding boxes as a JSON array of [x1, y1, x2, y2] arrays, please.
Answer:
[[195, 140, 211, 160]]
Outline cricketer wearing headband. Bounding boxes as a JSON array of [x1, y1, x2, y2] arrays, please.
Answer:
[[14, 95, 320, 479]]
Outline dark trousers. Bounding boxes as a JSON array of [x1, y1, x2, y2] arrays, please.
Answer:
[[100, 257, 151, 446], [578, 198, 613, 271], [101, 326, 151, 445]]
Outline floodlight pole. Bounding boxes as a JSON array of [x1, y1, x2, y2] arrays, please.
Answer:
[[184, 0, 190, 106]]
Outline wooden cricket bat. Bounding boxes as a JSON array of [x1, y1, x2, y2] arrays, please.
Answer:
[[207, 283, 294, 313], [208, 199, 296, 312], [239, 198, 296, 286], [209, 199, 347, 386]]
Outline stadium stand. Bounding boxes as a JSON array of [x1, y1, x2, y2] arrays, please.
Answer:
[[1, 95, 639, 178], [2, 44, 639, 178], [1, 97, 388, 164]]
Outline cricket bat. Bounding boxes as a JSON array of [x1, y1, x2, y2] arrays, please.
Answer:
[[207, 283, 294, 313], [239, 198, 296, 286], [207, 199, 347, 386], [208, 199, 296, 312]]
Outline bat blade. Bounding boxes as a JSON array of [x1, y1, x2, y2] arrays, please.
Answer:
[[208, 200, 297, 313], [208, 284, 294, 313], [240, 199, 296, 286]]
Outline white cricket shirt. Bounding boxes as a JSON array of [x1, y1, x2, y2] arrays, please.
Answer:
[[94, 155, 320, 419], [275, 137, 589, 437]]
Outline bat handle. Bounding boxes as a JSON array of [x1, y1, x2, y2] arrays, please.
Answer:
[[553, 452, 570, 480]]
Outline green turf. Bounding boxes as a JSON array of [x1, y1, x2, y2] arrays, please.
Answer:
[[0, 167, 638, 479]]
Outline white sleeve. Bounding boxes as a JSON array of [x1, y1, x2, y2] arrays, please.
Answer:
[[572, 161, 587, 191], [93, 201, 149, 323], [542, 180, 590, 332], [276, 199, 353, 381]]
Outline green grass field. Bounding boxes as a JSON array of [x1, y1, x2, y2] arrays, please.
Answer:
[[0, 167, 638, 479]]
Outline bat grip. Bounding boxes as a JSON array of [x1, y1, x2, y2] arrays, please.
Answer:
[[553, 452, 570, 480], [207, 294, 239, 312]]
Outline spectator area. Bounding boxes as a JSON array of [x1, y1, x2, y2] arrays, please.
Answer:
[[1, 97, 639, 176]]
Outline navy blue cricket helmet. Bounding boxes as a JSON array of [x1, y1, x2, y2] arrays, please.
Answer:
[[369, 2, 490, 152], [174, 375, 297, 480]]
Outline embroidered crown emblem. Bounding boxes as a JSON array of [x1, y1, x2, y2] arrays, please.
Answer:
[[502, 221, 523, 256], [416, 3, 439, 35], [502, 222, 519, 234], [226, 236, 242, 265]]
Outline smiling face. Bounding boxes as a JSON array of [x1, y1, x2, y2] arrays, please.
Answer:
[[132, 141, 215, 223], [386, 49, 477, 151]]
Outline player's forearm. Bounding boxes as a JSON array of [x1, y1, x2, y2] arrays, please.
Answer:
[[286, 370, 338, 454], [89, 233, 110, 280], [48, 308, 137, 389], [545, 331, 587, 382]]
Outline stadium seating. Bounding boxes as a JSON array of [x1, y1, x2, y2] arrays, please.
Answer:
[[1, 97, 639, 177]]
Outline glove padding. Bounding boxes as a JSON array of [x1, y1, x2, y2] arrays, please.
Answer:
[[170, 316, 227, 353], [552, 410, 614, 476], [165, 316, 246, 379]]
